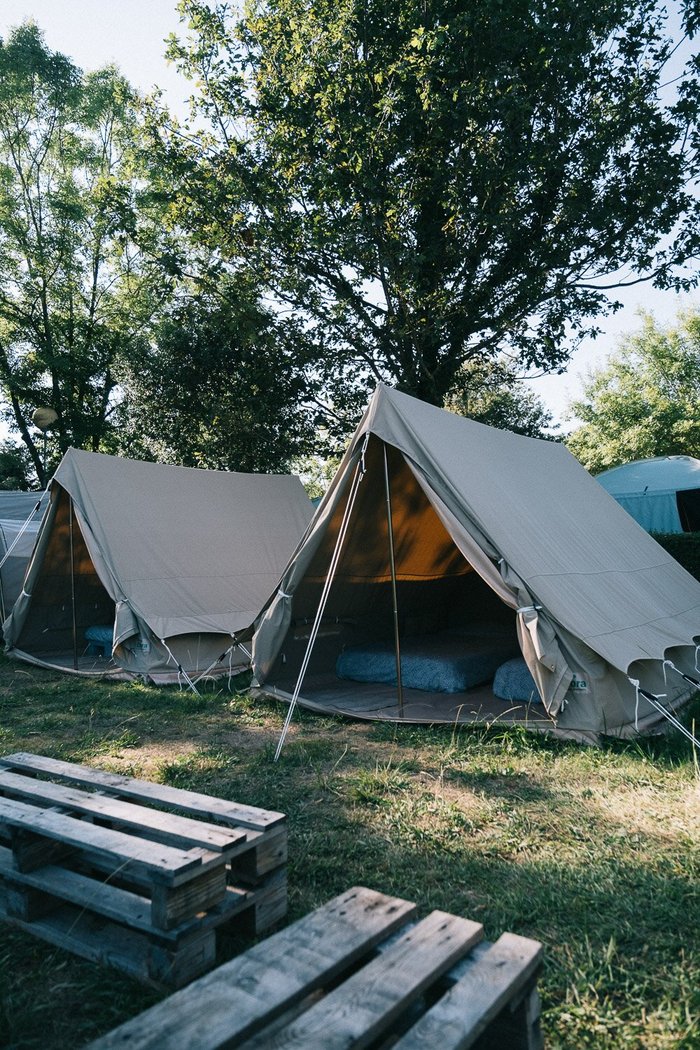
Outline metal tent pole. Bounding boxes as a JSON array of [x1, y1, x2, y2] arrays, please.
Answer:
[[274, 435, 370, 761], [68, 496, 78, 670], [383, 444, 404, 718]]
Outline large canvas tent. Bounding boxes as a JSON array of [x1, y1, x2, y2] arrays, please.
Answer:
[[0, 491, 48, 621], [4, 449, 313, 682], [596, 456, 700, 534], [252, 385, 700, 743]]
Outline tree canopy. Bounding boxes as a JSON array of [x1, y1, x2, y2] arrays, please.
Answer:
[[566, 310, 700, 473], [446, 360, 554, 439], [162, 0, 700, 406], [0, 24, 171, 485], [117, 285, 324, 472]]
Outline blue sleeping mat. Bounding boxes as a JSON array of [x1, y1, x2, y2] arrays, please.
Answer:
[[85, 624, 113, 658], [493, 657, 542, 704], [336, 631, 519, 694]]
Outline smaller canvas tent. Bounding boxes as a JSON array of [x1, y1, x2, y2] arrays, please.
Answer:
[[3, 450, 313, 681], [596, 456, 700, 534], [0, 491, 49, 621], [252, 386, 700, 744]]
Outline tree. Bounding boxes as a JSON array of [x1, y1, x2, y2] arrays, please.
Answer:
[[116, 287, 324, 473], [0, 441, 33, 489], [446, 360, 554, 438], [0, 24, 171, 486], [161, 0, 700, 407], [566, 311, 700, 473]]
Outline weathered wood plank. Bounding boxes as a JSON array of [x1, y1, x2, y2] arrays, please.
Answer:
[[0, 842, 153, 930], [151, 866, 227, 930], [0, 895, 157, 984], [0, 796, 210, 884], [249, 867, 288, 934], [0, 753, 284, 831], [392, 932, 543, 1050], [240, 910, 483, 1049], [148, 929, 217, 989], [0, 894, 216, 988], [9, 826, 76, 873], [476, 985, 543, 1050], [3, 880, 60, 921], [86, 887, 417, 1050], [0, 844, 266, 945], [230, 823, 288, 882], [0, 770, 247, 854]]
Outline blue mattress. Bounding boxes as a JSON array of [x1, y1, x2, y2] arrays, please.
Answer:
[[85, 624, 113, 658], [336, 631, 519, 694], [493, 658, 542, 704]]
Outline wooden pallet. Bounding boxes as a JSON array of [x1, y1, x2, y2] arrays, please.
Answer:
[[87, 886, 544, 1049], [0, 752, 287, 989]]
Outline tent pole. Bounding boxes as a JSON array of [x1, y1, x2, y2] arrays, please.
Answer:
[[383, 444, 404, 717], [69, 496, 78, 670], [275, 436, 370, 761]]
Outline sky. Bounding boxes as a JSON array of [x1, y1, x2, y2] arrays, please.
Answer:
[[0, 0, 697, 426]]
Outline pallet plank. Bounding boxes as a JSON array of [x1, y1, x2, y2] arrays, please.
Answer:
[[0, 753, 284, 831], [240, 910, 483, 1049], [0, 844, 271, 946], [9, 826, 76, 873], [0, 770, 247, 854], [151, 867, 227, 930], [86, 887, 418, 1050], [0, 842, 152, 930], [0, 896, 216, 987], [0, 796, 209, 884], [392, 932, 544, 1050], [230, 823, 288, 882]]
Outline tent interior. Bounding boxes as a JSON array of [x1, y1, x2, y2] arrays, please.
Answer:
[[12, 488, 117, 670], [263, 438, 553, 728], [677, 488, 700, 532]]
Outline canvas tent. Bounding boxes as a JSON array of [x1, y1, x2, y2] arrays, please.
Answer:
[[252, 385, 700, 744], [3, 449, 313, 682], [596, 456, 700, 534], [0, 491, 48, 621]]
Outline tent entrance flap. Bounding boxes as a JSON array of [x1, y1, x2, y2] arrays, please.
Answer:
[[14, 488, 116, 660]]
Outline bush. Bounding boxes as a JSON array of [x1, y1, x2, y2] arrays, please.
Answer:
[[651, 531, 700, 581]]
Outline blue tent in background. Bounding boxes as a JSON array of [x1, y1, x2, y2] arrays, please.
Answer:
[[596, 456, 700, 534]]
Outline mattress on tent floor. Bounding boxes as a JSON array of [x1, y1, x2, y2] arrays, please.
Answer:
[[336, 627, 520, 694], [493, 657, 543, 704]]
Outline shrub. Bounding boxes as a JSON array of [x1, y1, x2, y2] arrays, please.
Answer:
[[651, 531, 700, 581]]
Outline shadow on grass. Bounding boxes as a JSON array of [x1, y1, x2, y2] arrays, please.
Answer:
[[0, 706, 698, 1050]]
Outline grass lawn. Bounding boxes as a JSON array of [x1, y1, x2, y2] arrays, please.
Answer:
[[0, 653, 698, 1049]]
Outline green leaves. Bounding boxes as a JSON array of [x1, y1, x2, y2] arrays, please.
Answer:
[[0, 24, 172, 485], [566, 310, 700, 473], [163, 0, 700, 407]]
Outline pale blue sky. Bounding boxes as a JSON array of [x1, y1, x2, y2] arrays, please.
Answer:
[[0, 0, 696, 425]]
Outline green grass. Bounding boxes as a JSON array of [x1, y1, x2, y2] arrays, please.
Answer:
[[0, 653, 698, 1048]]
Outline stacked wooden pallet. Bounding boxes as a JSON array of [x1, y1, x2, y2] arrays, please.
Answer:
[[0, 752, 287, 989], [88, 886, 544, 1049]]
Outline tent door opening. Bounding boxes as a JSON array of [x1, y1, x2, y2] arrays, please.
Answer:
[[267, 438, 548, 725], [15, 488, 116, 669]]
